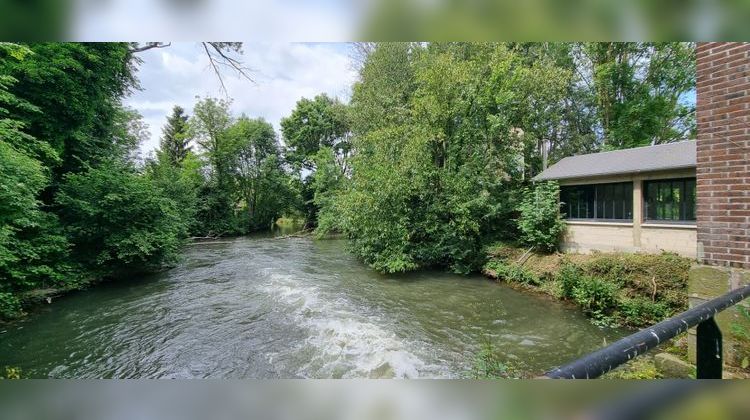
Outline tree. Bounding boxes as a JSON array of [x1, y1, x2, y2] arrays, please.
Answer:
[[129, 42, 254, 93], [160, 105, 191, 166], [0, 43, 138, 178], [190, 97, 236, 235], [227, 116, 292, 231], [281, 94, 351, 170], [0, 43, 70, 318], [281, 94, 351, 228], [580, 42, 696, 149], [145, 150, 203, 236], [334, 43, 541, 273]]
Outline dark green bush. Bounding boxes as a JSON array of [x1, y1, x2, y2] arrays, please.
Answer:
[[571, 275, 619, 320], [0, 292, 22, 319], [56, 162, 186, 275], [619, 297, 670, 326]]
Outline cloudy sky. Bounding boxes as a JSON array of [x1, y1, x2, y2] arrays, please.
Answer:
[[125, 42, 358, 156]]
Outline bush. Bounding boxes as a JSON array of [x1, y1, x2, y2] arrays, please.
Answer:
[[571, 275, 619, 321], [0, 292, 22, 319], [556, 263, 582, 299], [517, 181, 566, 253], [483, 244, 691, 328], [470, 341, 525, 379], [603, 358, 661, 379], [56, 162, 186, 275], [485, 260, 540, 286], [1, 366, 22, 380], [619, 297, 670, 326]]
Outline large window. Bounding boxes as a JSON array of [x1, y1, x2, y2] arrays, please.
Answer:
[[560, 182, 633, 220], [644, 178, 696, 222]]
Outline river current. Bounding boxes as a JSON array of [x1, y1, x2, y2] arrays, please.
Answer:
[[0, 235, 623, 378]]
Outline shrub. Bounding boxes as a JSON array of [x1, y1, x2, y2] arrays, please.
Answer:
[[517, 181, 566, 253], [603, 358, 661, 379], [0, 292, 22, 319], [556, 263, 582, 299], [1, 366, 22, 380], [485, 260, 540, 286], [56, 162, 185, 275], [571, 275, 619, 321], [470, 341, 524, 379], [618, 297, 670, 326]]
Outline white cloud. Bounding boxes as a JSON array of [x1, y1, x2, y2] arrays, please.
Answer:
[[72, 1, 358, 41], [124, 42, 358, 155]]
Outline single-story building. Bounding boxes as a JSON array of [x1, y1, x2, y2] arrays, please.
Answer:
[[534, 140, 697, 258]]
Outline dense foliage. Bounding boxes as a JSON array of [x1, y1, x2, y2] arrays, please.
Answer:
[[484, 245, 692, 327], [1, 41, 696, 319], [0, 43, 298, 319], [304, 42, 694, 274], [280, 94, 351, 229], [517, 181, 566, 252]]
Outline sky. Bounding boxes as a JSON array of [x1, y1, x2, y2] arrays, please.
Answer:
[[125, 42, 358, 156]]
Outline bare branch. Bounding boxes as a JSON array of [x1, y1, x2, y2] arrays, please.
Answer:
[[129, 42, 172, 53], [130, 42, 256, 96], [202, 42, 228, 95], [204, 42, 255, 83]]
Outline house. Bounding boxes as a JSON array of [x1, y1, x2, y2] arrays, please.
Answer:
[[533, 140, 697, 258]]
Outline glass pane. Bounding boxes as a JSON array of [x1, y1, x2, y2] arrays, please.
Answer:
[[585, 185, 595, 218], [685, 179, 696, 220], [672, 182, 681, 220], [658, 182, 667, 220], [625, 182, 633, 219], [614, 183, 624, 219], [646, 182, 656, 220], [644, 178, 696, 221]]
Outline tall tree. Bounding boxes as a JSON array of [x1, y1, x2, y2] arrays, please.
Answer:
[[227, 116, 291, 230], [580, 42, 695, 149], [0, 43, 138, 178], [160, 105, 191, 166], [0, 43, 70, 318], [189, 97, 237, 236], [281, 94, 351, 228]]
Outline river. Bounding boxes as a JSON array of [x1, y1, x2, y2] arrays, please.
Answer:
[[0, 235, 624, 378]]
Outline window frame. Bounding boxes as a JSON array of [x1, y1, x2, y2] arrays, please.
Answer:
[[560, 181, 634, 222], [642, 177, 697, 225]]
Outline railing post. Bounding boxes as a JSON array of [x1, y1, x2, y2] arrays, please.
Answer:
[[696, 317, 722, 379]]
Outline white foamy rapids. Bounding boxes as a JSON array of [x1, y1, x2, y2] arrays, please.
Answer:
[[260, 273, 444, 378]]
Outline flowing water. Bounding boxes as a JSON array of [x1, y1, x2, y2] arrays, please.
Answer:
[[0, 235, 625, 378]]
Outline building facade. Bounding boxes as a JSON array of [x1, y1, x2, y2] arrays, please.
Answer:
[[535, 141, 698, 258]]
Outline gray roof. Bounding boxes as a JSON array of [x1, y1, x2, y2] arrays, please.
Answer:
[[534, 140, 696, 181]]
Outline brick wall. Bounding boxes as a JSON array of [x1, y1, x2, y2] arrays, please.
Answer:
[[697, 42, 750, 268]]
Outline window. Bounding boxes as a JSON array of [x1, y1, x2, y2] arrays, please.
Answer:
[[643, 178, 696, 222], [560, 182, 633, 220]]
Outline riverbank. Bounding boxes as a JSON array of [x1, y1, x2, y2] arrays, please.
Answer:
[[478, 244, 697, 378], [481, 243, 692, 329]]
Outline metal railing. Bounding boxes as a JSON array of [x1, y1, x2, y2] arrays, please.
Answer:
[[545, 283, 750, 379]]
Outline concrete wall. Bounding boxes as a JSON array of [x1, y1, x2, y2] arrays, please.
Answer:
[[559, 169, 697, 258], [563, 222, 697, 258], [640, 225, 698, 258]]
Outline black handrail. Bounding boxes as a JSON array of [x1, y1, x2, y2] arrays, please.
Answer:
[[545, 283, 750, 379]]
